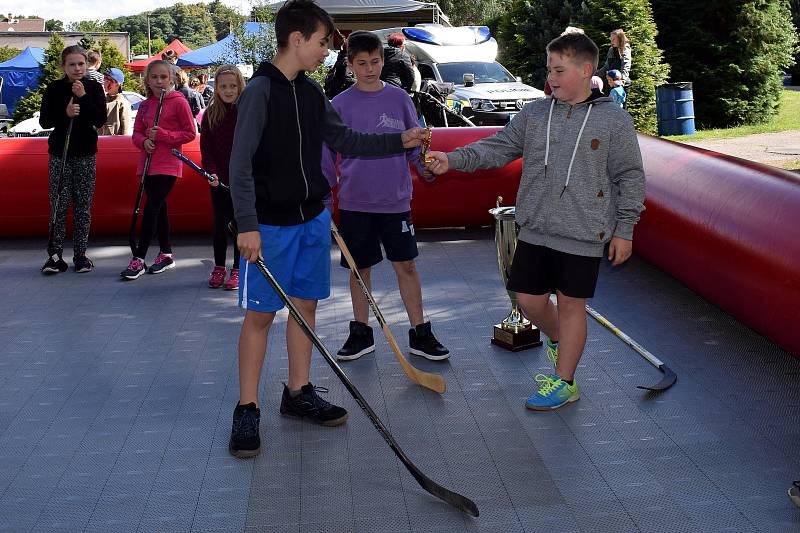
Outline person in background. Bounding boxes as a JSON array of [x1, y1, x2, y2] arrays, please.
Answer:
[[161, 49, 179, 65], [86, 50, 104, 86], [39, 45, 107, 274], [197, 72, 215, 107], [380, 32, 414, 93], [606, 69, 627, 108], [99, 67, 132, 135], [200, 64, 244, 291], [121, 59, 197, 280], [597, 29, 631, 88], [176, 69, 204, 119]]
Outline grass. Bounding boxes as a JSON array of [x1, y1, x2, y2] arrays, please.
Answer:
[[665, 90, 800, 142]]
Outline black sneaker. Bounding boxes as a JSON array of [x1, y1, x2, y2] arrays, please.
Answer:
[[279, 383, 348, 426], [147, 252, 175, 274], [229, 402, 261, 458], [409, 322, 450, 361], [73, 255, 94, 273], [121, 257, 146, 280], [336, 321, 375, 361], [41, 254, 68, 274], [790, 480, 800, 509]]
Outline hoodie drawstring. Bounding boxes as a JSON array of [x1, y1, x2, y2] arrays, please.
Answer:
[[544, 99, 594, 198]]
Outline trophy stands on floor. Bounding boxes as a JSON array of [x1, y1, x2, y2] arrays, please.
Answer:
[[488, 197, 542, 351]]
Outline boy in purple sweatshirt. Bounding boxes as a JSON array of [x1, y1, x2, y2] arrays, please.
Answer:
[[322, 31, 449, 362]]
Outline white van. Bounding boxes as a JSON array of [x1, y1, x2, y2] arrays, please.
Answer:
[[373, 25, 545, 126]]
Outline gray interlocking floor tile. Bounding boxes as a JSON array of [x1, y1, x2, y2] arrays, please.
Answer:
[[2, 232, 799, 533]]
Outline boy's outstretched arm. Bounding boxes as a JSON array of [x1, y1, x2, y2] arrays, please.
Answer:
[[427, 109, 528, 175], [607, 113, 646, 265], [317, 84, 424, 155]]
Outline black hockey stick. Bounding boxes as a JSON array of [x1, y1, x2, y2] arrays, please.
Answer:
[[253, 258, 479, 517], [585, 304, 677, 391], [129, 88, 166, 255], [171, 149, 230, 190], [46, 105, 74, 261]]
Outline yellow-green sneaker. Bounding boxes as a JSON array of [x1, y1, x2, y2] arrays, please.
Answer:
[[525, 373, 579, 411], [546, 338, 559, 371]]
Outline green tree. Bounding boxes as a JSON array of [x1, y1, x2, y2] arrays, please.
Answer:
[[578, 0, 670, 134], [67, 20, 108, 32], [0, 45, 21, 63], [782, 0, 800, 83], [437, 0, 508, 26], [78, 35, 96, 52], [222, 5, 276, 69], [45, 19, 64, 31], [652, 0, 797, 128], [13, 33, 65, 124], [173, 3, 216, 48], [208, 0, 244, 41], [131, 37, 168, 57], [493, 0, 579, 89]]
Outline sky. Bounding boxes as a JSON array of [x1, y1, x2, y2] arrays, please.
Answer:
[[4, 0, 250, 25]]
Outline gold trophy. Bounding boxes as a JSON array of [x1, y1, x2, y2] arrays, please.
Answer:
[[488, 197, 542, 351], [419, 127, 434, 165]]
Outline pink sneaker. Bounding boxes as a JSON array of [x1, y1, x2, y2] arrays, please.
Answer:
[[121, 257, 146, 280], [209, 266, 226, 288], [224, 268, 239, 290]]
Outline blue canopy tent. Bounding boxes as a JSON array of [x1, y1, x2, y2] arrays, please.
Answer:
[[0, 47, 45, 115], [177, 23, 270, 67]]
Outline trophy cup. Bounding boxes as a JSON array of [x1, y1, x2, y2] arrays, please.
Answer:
[[488, 197, 542, 351]]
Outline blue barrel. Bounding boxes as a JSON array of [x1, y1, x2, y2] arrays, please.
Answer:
[[656, 82, 696, 136]]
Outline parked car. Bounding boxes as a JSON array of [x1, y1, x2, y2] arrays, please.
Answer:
[[373, 25, 545, 126], [9, 91, 145, 137]]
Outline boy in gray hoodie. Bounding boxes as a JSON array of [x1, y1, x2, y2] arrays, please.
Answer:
[[426, 32, 645, 410]]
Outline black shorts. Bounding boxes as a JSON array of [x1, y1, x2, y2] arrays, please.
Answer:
[[338, 210, 419, 269], [507, 241, 601, 299]]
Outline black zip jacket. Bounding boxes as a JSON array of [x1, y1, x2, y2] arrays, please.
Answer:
[[230, 61, 406, 229], [39, 76, 107, 157]]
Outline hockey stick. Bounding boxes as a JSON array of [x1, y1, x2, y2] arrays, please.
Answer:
[[253, 258, 478, 517], [171, 149, 230, 190], [585, 304, 677, 391], [129, 88, 167, 255], [331, 221, 446, 394], [46, 103, 74, 261]]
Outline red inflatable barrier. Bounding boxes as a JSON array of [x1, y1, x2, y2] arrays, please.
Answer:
[[0, 128, 522, 236], [1, 129, 798, 356], [635, 135, 800, 357]]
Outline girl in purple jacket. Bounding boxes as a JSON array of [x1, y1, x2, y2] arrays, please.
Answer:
[[200, 65, 245, 289]]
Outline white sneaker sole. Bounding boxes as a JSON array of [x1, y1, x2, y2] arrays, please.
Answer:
[[149, 262, 175, 274], [336, 345, 375, 361], [121, 269, 146, 280], [409, 348, 450, 361]]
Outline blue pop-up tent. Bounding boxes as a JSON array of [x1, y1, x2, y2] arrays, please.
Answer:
[[0, 47, 45, 115], [177, 23, 271, 67]]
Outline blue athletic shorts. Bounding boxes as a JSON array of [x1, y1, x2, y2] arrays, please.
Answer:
[[239, 209, 331, 313]]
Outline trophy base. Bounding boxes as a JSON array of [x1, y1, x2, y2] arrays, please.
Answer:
[[491, 324, 543, 352]]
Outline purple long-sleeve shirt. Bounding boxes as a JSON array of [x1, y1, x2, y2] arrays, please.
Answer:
[[322, 83, 422, 213]]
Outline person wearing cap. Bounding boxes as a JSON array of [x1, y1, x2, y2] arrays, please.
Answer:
[[99, 67, 132, 135], [606, 69, 626, 108]]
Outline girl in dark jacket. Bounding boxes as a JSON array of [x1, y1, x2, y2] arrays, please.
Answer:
[[200, 64, 245, 290], [39, 45, 107, 274]]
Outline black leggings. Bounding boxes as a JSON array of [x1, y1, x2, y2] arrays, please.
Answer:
[[136, 174, 177, 260], [210, 186, 240, 267]]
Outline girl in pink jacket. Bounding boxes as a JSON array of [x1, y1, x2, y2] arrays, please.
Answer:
[[122, 60, 196, 280]]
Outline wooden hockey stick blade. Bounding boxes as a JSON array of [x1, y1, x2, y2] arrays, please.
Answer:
[[331, 223, 445, 393], [636, 363, 677, 391], [253, 259, 477, 517]]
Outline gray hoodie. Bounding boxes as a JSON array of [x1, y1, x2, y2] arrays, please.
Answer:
[[448, 95, 645, 257]]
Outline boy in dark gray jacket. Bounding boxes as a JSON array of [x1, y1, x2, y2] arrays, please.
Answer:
[[426, 32, 645, 411], [227, 0, 426, 458]]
